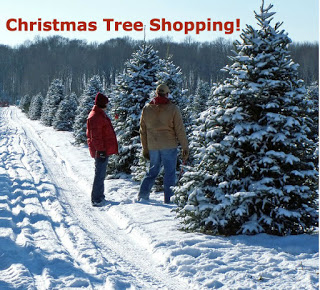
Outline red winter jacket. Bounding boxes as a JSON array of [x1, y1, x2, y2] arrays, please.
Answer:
[[86, 105, 118, 158]]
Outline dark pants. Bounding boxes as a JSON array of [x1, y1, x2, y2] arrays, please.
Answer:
[[91, 157, 108, 203]]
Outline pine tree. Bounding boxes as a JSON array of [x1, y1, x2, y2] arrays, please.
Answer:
[[28, 93, 43, 120], [304, 82, 319, 169], [156, 56, 185, 104], [304, 82, 319, 144], [19, 94, 32, 114], [40, 79, 64, 126], [180, 80, 212, 168], [190, 79, 211, 117], [73, 75, 103, 144], [206, 83, 218, 107], [53, 92, 78, 131], [157, 56, 191, 126], [173, 2, 318, 236], [111, 44, 160, 174]]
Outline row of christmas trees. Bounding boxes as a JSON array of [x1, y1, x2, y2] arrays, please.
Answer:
[[19, 76, 101, 135], [19, 2, 318, 236]]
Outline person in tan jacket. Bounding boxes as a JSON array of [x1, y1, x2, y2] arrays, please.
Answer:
[[138, 84, 189, 203]]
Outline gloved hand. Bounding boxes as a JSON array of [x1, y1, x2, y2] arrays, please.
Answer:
[[96, 151, 107, 159], [181, 148, 189, 161], [143, 149, 150, 160]]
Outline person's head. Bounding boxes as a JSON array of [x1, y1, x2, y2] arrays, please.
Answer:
[[156, 84, 170, 97], [95, 92, 109, 110]]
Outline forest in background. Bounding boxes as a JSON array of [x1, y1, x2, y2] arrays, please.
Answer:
[[0, 35, 318, 104]]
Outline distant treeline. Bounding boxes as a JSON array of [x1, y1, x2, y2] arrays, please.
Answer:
[[0, 35, 318, 103]]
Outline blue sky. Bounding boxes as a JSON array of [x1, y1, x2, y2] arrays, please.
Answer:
[[0, 0, 318, 46]]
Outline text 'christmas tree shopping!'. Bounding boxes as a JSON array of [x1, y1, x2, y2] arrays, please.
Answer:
[[5, 18, 241, 35]]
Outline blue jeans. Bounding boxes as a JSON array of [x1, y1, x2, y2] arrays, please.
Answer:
[[91, 157, 108, 203], [139, 148, 177, 203]]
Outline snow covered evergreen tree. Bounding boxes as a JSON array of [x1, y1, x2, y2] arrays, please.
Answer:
[[19, 94, 32, 114], [206, 83, 218, 107], [180, 80, 212, 167], [28, 93, 43, 120], [73, 75, 103, 144], [173, 2, 318, 236], [111, 44, 160, 174], [304, 82, 319, 144], [53, 93, 78, 131], [304, 81, 319, 168], [40, 79, 64, 126], [157, 56, 191, 127], [156, 56, 185, 104], [190, 79, 211, 117]]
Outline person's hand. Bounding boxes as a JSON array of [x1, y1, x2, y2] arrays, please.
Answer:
[[182, 148, 189, 161], [96, 151, 107, 159], [143, 149, 150, 160]]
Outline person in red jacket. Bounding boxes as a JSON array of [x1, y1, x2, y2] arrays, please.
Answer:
[[87, 92, 118, 206]]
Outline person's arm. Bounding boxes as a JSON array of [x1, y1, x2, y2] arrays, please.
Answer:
[[139, 108, 149, 159]]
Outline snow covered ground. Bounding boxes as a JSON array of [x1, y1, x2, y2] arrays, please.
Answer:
[[0, 106, 318, 289]]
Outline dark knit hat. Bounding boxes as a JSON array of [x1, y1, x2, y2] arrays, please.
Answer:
[[95, 92, 109, 108]]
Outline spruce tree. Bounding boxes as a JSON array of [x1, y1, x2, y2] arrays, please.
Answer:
[[156, 56, 185, 104], [190, 79, 211, 117], [304, 82, 319, 169], [73, 75, 103, 144], [173, 2, 318, 236], [206, 83, 218, 107], [53, 92, 78, 131], [157, 56, 190, 127], [28, 93, 43, 120], [19, 94, 32, 114], [180, 80, 212, 167], [40, 79, 64, 126], [304, 82, 319, 145], [111, 44, 160, 174]]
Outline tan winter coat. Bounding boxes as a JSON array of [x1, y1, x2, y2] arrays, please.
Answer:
[[140, 102, 188, 152]]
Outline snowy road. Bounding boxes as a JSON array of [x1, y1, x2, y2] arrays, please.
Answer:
[[0, 106, 319, 289]]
